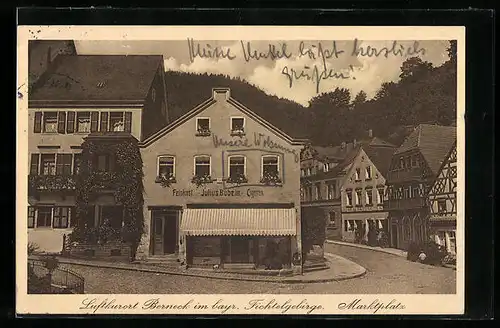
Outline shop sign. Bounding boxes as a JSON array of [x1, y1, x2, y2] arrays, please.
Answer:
[[172, 187, 265, 198]]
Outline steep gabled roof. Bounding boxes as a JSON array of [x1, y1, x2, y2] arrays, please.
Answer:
[[140, 88, 309, 148], [395, 124, 456, 175], [29, 55, 163, 104], [363, 144, 397, 177]]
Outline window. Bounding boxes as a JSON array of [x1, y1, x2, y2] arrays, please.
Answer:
[[158, 156, 175, 177], [414, 155, 420, 167], [40, 154, 56, 175], [406, 157, 411, 169], [73, 153, 82, 175], [355, 189, 362, 205], [328, 212, 336, 228], [365, 189, 373, 205], [28, 207, 35, 228], [437, 200, 447, 214], [323, 163, 329, 172], [327, 183, 336, 200], [399, 157, 405, 169], [196, 118, 211, 135], [262, 155, 279, 176], [110, 112, 125, 132], [300, 169, 305, 177], [307, 186, 313, 201], [306, 168, 311, 176], [411, 155, 417, 167], [228, 156, 246, 178], [346, 190, 353, 206], [448, 231, 456, 254], [76, 112, 91, 132], [365, 166, 372, 179], [377, 188, 384, 204], [230, 117, 245, 133], [96, 154, 114, 172], [100, 205, 123, 229], [355, 168, 361, 180], [315, 183, 321, 200], [53, 207, 70, 229], [36, 207, 52, 227], [56, 154, 73, 175], [194, 156, 211, 176], [43, 112, 58, 133]]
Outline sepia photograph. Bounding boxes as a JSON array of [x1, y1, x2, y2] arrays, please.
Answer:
[[17, 26, 465, 315]]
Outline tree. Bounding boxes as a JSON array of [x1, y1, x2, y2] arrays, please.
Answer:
[[351, 90, 367, 110], [447, 40, 457, 65], [374, 81, 397, 100], [399, 57, 433, 81]]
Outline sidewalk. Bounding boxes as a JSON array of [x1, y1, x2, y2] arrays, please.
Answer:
[[30, 253, 366, 284], [326, 239, 408, 258]]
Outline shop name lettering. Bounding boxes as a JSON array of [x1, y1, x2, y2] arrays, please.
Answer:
[[213, 133, 300, 162], [173, 188, 264, 198]]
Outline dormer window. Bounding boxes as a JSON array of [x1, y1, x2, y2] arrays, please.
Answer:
[[365, 166, 372, 180], [230, 117, 245, 135], [323, 163, 329, 172], [196, 118, 211, 136], [96, 81, 106, 88]]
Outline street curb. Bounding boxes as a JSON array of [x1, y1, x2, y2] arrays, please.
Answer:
[[33, 254, 366, 284], [326, 240, 407, 258]]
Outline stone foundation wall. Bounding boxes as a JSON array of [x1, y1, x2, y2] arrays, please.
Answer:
[[69, 242, 131, 261]]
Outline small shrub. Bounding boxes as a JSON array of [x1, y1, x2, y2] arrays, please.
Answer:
[[407, 241, 446, 266]]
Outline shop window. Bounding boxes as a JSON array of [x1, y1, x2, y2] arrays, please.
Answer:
[[36, 207, 52, 228], [194, 155, 211, 177], [158, 156, 175, 178]]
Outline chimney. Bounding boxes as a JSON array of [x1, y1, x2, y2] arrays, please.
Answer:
[[368, 129, 373, 138]]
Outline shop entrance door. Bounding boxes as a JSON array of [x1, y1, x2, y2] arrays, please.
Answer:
[[152, 211, 178, 255], [230, 237, 250, 263]]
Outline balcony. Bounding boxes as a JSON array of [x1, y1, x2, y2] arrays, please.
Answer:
[[28, 174, 76, 193], [385, 197, 427, 210]]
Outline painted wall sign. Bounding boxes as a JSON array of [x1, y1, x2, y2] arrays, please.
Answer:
[[212, 132, 300, 162], [171, 188, 265, 198]]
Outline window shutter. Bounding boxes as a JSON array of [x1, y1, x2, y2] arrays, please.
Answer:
[[90, 112, 99, 132], [100, 112, 109, 132], [57, 112, 66, 134], [66, 111, 75, 133], [124, 112, 132, 133], [56, 154, 64, 175], [34, 112, 42, 133], [30, 154, 39, 175]]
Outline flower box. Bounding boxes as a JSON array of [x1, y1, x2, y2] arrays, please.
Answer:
[[155, 174, 177, 187], [195, 129, 211, 137], [260, 172, 282, 186], [230, 129, 246, 137], [226, 173, 248, 185], [191, 174, 213, 187]]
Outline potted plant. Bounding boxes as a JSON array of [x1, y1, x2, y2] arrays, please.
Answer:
[[226, 173, 248, 185], [191, 174, 213, 188], [230, 128, 245, 137], [260, 171, 282, 186], [155, 172, 177, 188], [195, 127, 211, 137]]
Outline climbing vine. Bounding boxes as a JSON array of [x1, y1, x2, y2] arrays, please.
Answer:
[[70, 136, 144, 259]]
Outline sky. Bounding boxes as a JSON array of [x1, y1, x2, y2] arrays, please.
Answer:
[[75, 39, 450, 107]]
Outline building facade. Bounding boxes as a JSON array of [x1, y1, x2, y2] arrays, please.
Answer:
[[385, 124, 456, 250], [138, 88, 307, 274], [427, 142, 457, 254], [27, 54, 168, 253], [340, 143, 395, 245]]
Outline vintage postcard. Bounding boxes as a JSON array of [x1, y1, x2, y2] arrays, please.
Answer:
[[16, 25, 465, 315]]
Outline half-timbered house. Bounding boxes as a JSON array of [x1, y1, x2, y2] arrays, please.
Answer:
[[385, 124, 456, 250], [427, 142, 457, 254]]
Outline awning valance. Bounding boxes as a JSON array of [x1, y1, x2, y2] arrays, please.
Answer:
[[180, 208, 297, 237]]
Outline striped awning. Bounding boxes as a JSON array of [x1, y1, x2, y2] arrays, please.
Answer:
[[180, 208, 297, 236]]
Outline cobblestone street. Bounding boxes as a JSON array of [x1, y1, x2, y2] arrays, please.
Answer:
[[61, 244, 455, 294]]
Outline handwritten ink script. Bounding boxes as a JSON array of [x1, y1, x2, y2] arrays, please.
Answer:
[[212, 132, 300, 163], [187, 38, 426, 94], [79, 297, 324, 314]]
